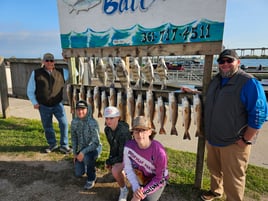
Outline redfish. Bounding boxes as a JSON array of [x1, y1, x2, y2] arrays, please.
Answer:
[[181, 97, 191, 140], [169, 92, 178, 135], [157, 96, 166, 134]]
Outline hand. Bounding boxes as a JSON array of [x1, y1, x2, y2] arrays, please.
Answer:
[[76, 152, 84, 162], [132, 187, 145, 201], [131, 197, 140, 201], [33, 104, 40, 109], [105, 164, 112, 171], [236, 139, 249, 148], [181, 87, 200, 94]]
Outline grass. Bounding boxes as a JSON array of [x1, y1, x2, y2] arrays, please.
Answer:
[[0, 117, 267, 200]]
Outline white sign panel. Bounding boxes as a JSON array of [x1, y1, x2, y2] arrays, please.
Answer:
[[57, 0, 226, 49]]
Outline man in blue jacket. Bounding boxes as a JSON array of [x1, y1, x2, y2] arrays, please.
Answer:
[[201, 49, 268, 201]]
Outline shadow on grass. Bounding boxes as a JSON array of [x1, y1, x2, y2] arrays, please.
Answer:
[[0, 145, 53, 153], [0, 118, 44, 132], [161, 183, 204, 201]]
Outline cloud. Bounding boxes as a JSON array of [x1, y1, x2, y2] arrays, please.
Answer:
[[0, 31, 62, 59]]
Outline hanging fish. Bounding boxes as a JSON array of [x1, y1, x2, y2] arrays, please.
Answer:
[[126, 88, 135, 127], [95, 58, 107, 86], [141, 57, 154, 90], [88, 58, 95, 80], [116, 58, 130, 89], [78, 57, 85, 85], [82, 57, 93, 86], [157, 96, 166, 134], [93, 86, 102, 118], [72, 87, 78, 115], [169, 92, 178, 135], [78, 57, 92, 86], [108, 87, 116, 107], [181, 97, 191, 140], [193, 94, 203, 137], [145, 90, 155, 129], [66, 84, 74, 114], [129, 57, 141, 88], [156, 58, 168, 90], [106, 57, 116, 88], [69, 57, 78, 84], [101, 90, 108, 118], [135, 93, 144, 117], [86, 88, 94, 116], [79, 85, 85, 100], [117, 91, 125, 121]]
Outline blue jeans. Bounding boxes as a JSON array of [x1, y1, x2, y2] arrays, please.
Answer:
[[74, 150, 98, 181], [39, 103, 69, 147]]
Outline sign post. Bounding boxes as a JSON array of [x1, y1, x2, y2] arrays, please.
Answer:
[[57, 0, 227, 189]]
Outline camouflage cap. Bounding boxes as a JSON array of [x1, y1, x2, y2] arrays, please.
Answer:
[[43, 53, 54, 61]]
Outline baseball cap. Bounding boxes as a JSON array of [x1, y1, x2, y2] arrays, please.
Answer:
[[76, 100, 88, 109], [43, 53, 54, 61], [131, 116, 151, 130], [104, 106, 120, 118], [217, 49, 239, 62]]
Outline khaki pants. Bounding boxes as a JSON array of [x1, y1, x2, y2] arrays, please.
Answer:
[[206, 142, 251, 201]]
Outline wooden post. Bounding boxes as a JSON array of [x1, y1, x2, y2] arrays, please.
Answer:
[[122, 56, 131, 126], [194, 54, 214, 188], [0, 57, 10, 118], [67, 57, 76, 118]]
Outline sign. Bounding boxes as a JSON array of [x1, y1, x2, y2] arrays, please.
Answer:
[[57, 0, 226, 49]]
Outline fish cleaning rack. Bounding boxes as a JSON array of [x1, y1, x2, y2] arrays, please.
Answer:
[[63, 42, 220, 107], [69, 81, 204, 140], [63, 42, 222, 189], [67, 57, 201, 121]]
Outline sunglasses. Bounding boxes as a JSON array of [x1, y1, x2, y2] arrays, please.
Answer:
[[45, 60, 54, 62], [218, 58, 235, 64]]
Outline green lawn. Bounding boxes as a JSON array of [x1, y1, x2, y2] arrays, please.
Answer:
[[0, 117, 267, 200]]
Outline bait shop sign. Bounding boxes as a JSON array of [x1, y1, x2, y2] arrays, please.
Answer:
[[57, 0, 227, 49]]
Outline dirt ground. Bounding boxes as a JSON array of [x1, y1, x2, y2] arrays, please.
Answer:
[[1, 153, 267, 201], [0, 153, 192, 201]]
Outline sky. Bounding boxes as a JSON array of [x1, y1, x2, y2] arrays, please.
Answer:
[[0, 0, 267, 59]]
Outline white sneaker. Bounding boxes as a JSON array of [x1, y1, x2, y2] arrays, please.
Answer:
[[118, 186, 128, 201], [84, 180, 94, 190]]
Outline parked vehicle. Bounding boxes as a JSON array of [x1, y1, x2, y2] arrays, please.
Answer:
[[240, 64, 248, 70], [167, 62, 185, 71]]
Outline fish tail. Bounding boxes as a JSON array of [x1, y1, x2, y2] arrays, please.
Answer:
[[170, 127, 178, 136], [183, 131, 191, 140], [195, 130, 204, 138], [150, 121, 155, 129], [159, 127, 166, 134], [91, 104, 95, 115], [98, 112, 102, 118], [109, 83, 115, 88]]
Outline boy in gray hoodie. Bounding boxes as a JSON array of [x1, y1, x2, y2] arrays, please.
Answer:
[[71, 100, 102, 190]]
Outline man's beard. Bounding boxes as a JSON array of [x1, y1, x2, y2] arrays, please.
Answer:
[[219, 68, 237, 78]]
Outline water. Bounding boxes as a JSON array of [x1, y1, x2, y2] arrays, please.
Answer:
[[212, 58, 268, 68], [240, 58, 268, 67]]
